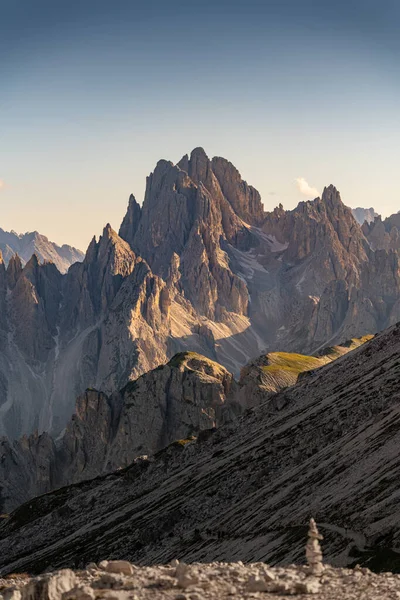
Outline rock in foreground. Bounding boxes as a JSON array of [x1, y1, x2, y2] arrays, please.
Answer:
[[1, 562, 400, 599]]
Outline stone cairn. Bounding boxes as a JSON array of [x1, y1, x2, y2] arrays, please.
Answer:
[[306, 518, 324, 575]]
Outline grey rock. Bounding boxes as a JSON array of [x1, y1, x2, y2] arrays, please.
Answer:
[[0, 228, 84, 274], [105, 562, 133, 576]]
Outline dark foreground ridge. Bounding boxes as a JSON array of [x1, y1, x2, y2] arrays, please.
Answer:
[[2, 323, 400, 574]]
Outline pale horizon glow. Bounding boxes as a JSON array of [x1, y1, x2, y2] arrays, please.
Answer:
[[1, 0, 399, 250]]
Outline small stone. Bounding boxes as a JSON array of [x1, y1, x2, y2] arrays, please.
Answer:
[[174, 563, 198, 589], [171, 559, 180, 568], [262, 569, 276, 582], [62, 585, 95, 600], [295, 579, 321, 594], [86, 563, 98, 571], [105, 561, 134, 576], [3, 588, 22, 600], [174, 594, 187, 600], [151, 577, 175, 589], [93, 573, 126, 589], [247, 575, 269, 592], [99, 561, 109, 570], [270, 582, 293, 594], [226, 586, 237, 595], [23, 570, 77, 600]]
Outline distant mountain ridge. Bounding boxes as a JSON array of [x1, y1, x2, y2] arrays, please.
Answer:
[[0, 228, 84, 274], [351, 207, 379, 225]]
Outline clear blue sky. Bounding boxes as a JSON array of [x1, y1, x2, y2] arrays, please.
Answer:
[[1, 0, 399, 250]]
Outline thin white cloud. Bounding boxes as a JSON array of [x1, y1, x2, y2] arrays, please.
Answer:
[[296, 177, 319, 198]]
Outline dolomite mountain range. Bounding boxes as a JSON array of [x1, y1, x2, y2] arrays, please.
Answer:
[[2, 147, 400, 575], [0, 148, 400, 439], [0, 147, 400, 445]]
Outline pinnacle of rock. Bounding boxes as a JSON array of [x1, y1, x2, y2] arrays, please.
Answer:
[[6, 253, 23, 289], [119, 194, 141, 250]]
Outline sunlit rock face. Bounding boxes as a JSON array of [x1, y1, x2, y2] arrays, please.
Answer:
[[1, 148, 400, 442]]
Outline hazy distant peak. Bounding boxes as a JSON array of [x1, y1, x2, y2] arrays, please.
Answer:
[[352, 207, 379, 225], [0, 227, 84, 274]]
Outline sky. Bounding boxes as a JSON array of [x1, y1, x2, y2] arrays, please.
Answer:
[[1, 0, 399, 250]]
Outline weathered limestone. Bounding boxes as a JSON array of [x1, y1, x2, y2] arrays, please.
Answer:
[[1, 562, 400, 600]]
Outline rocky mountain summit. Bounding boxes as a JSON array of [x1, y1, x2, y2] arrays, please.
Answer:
[[2, 324, 400, 574], [1, 148, 400, 443], [0, 228, 84, 273]]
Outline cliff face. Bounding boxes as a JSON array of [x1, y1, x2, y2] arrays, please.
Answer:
[[0, 353, 235, 512], [129, 149, 249, 319], [0, 226, 179, 439]]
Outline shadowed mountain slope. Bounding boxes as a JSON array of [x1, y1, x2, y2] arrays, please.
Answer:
[[1, 325, 399, 574], [0, 337, 369, 513]]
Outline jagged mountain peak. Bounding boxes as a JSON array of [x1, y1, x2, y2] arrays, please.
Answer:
[[2, 148, 400, 449], [320, 184, 347, 209], [6, 253, 23, 289], [190, 146, 209, 158], [83, 224, 135, 268], [24, 252, 40, 270], [119, 194, 142, 250], [100, 222, 122, 244]]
